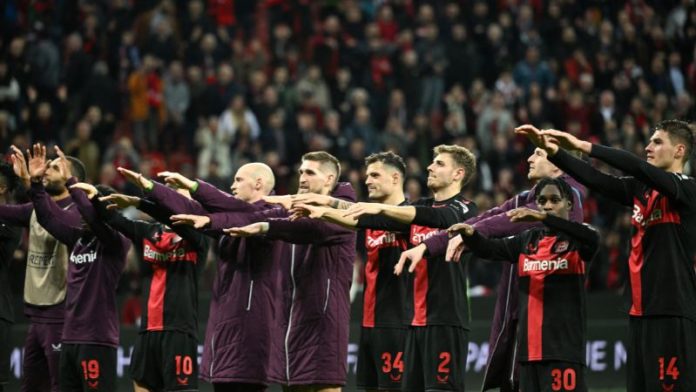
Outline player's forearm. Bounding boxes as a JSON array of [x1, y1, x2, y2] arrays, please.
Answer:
[[549, 149, 630, 205], [589, 143, 681, 199], [317, 208, 358, 230], [542, 214, 598, 246], [328, 197, 355, 210], [380, 205, 417, 224], [148, 182, 207, 215], [194, 180, 257, 213]]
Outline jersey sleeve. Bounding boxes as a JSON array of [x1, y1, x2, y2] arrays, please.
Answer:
[[70, 186, 124, 247], [29, 181, 81, 246], [590, 143, 696, 207], [193, 180, 258, 213], [266, 217, 354, 245], [0, 202, 33, 226], [147, 182, 207, 215], [461, 231, 524, 262], [356, 215, 411, 233], [412, 199, 477, 228], [549, 149, 634, 206], [542, 214, 600, 262]]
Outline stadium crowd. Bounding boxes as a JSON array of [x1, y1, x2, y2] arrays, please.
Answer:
[[1, 0, 696, 299]]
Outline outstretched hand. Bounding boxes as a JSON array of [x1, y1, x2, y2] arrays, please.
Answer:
[[9, 145, 30, 187], [289, 203, 327, 221], [514, 124, 559, 155], [262, 195, 294, 210], [342, 202, 383, 220], [170, 214, 211, 228], [506, 207, 547, 222], [447, 222, 475, 237], [53, 146, 71, 182], [539, 129, 592, 154], [223, 222, 269, 237], [394, 244, 427, 275], [70, 182, 98, 199], [117, 167, 153, 190], [290, 193, 333, 207], [157, 171, 197, 191], [99, 193, 141, 210], [445, 235, 468, 263], [27, 143, 48, 179]]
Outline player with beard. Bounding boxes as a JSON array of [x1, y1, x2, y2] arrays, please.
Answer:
[[286, 152, 410, 391], [322, 145, 478, 392], [397, 147, 586, 392], [172, 151, 356, 392], [85, 167, 209, 392], [415, 178, 598, 392], [2, 145, 85, 391], [517, 121, 696, 391], [0, 162, 23, 392], [22, 145, 130, 391]]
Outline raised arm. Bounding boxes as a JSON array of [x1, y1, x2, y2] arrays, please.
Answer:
[[69, 183, 125, 247], [28, 181, 81, 246], [138, 199, 209, 250], [460, 230, 523, 262], [264, 218, 354, 245], [542, 214, 600, 258], [589, 144, 696, 205], [0, 202, 33, 226], [190, 180, 259, 212], [146, 181, 207, 215], [548, 149, 633, 206], [95, 194, 154, 242]]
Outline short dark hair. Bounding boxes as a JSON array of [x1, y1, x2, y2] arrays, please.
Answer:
[[302, 151, 341, 179], [364, 151, 406, 178], [654, 119, 694, 163], [536, 177, 574, 207], [66, 156, 86, 182]]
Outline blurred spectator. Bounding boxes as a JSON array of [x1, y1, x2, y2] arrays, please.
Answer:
[[0, 0, 693, 296], [64, 119, 100, 182]]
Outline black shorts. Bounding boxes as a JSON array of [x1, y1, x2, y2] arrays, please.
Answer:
[[627, 316, 696, 392], [356, 326, 407, 390], [0, 320, 10, 384], [402, 325, 468, 392], [519, 361, 586, 392], [130, 330, 199, 391], [59, 343, 117, 392]]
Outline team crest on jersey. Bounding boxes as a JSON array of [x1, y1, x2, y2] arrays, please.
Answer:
[[552, 240, 569, 253]]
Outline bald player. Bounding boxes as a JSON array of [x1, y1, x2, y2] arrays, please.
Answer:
[[156, 163, 285, 391]]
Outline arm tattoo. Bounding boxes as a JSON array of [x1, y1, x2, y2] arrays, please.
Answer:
[[330, 198, 354, 210]]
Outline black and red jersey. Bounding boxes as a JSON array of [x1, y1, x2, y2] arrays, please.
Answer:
[[99, 199, 209, 337], [463, 214, 599, 364], [359, 192, 477, 328], [550, 146, 696, 322], [361, 201, 410, 328]]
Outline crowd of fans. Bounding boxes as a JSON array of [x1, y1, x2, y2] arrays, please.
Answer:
[[1, 0, 696, 312]]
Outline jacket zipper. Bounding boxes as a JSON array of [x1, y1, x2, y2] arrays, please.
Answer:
[[246, 280, 254, 311], [323, 278, 331, 313], [285, 245, 296, 384]]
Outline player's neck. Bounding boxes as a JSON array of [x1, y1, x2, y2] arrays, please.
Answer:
[[432, 184, 461, 201], [380, 191, 406, 206]]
